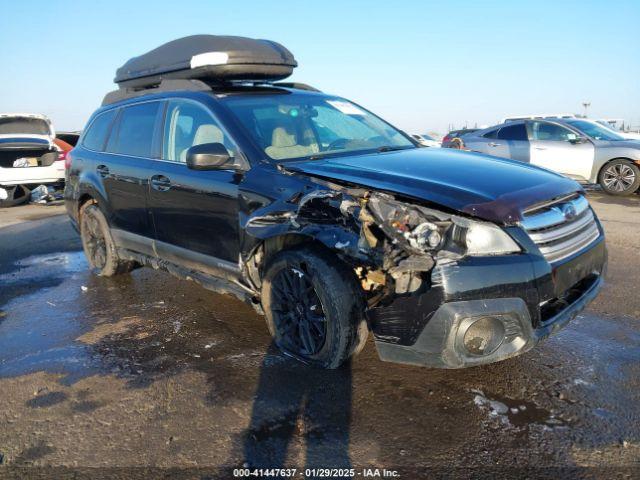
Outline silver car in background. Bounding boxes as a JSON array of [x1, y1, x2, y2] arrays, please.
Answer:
[[460, 118, 640, 195]]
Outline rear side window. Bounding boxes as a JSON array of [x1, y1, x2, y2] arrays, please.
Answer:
[[109, 102, 161, 157], [82, 110, 117, 151], [483, 128, 499, 139], [497, 124, 528, 141]]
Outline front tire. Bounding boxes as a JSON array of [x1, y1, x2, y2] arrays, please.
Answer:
[[80, 203, 135, 276], [261, 245, 368, 369], [598, 159, 640, 196]]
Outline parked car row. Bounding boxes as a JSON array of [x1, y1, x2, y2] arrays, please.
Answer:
[[443, 118, 640, 196], [65, 34, 607, 372], [0, 114, 77, 207]]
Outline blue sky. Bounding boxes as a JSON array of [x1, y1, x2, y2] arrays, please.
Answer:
[[1, 0, 638, 134]]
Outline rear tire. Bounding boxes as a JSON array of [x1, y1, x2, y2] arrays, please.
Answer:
[[80, 203, 136, 276], [0, 185, 30, 208], [450, 138, 464, 150], [261, 245, 368, 369], [598, 159, 640, 196]]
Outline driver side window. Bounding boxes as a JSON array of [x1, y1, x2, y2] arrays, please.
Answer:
[[530, 121, 574, 142], [162, 100, 237, 162]]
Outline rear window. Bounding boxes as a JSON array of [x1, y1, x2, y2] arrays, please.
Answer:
[[483, 128, 499, 139], [109, 102, 161, 158], [0, 117, 51, 135], [497, 124, 528, 141], [82, 110, 117, 151]]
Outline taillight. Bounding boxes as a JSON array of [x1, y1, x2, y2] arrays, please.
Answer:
[[64, 150, 72, 170], [58, 150, 68, 161], [442, 135, 451, 143]]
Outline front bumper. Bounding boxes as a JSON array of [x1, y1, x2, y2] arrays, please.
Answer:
[[370, 236, 607, 368]]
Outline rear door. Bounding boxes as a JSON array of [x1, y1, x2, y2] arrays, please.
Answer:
[[147, 98, 242, 270], [527, 121, 595, 180], [464, 128, 500, 155], [489, 123, 530, 162], [100, 101, 163, 241]]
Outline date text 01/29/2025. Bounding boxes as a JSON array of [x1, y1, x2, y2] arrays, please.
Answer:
[[233, 468, 401, 478]]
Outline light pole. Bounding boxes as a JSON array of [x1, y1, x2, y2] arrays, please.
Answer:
[[582, 102, 591, 118]]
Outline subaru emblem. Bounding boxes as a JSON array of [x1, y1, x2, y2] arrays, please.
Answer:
[[562, 204, 577, 220]]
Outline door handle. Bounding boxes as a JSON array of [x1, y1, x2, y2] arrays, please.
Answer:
[[96, 165, 109, 177], [488, 142, 501, 147], [534, 147, 547, 150], [150, 174, 171, 192]]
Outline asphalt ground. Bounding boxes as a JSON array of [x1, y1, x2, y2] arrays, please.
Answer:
[[0, 192, 638, 479]]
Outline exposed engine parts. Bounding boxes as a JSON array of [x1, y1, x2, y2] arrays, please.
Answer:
[[244, 178, 459, 306]]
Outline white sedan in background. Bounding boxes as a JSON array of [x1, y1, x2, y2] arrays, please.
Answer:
[[411, 133, 441, 148]]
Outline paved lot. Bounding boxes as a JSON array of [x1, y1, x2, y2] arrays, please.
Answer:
[[0, 193, 638, 478]]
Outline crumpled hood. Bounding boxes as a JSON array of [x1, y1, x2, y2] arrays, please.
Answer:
[[283, 148, 582, 224]]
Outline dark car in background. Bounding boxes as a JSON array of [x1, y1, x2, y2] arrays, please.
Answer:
[[441, 128, 478, 149], [66, 35, 606, 370], [56, 131, 81, 147]]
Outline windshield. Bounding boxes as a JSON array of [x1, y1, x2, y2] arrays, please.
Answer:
[[221, 93, 414, 161], [0, 117, 51, 136], [565, 119, 625, 141]]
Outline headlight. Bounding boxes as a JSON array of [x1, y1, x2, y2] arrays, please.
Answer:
[[452, 219, 520, 256], [365, 193, 520, 257]]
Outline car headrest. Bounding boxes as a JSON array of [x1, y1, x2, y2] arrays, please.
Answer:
[[271, 127, 297, 148], [193, 124, 224, 146]]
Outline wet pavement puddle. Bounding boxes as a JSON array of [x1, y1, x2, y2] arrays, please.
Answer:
[[0, 252, 103, 382], [0, 249, 639, 462]]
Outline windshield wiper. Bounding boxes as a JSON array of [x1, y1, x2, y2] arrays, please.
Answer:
[[376, 145, 410, 152], [307, 152, 342, 161]]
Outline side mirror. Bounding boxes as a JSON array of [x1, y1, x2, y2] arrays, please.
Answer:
[[567, 133, 587, 144], [186, 143, 233, 170]]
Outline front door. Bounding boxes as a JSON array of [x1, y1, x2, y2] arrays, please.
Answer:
[[527, 121, 595, 181], [147, 99, 243, 270]]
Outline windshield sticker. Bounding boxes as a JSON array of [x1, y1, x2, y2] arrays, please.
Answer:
[[327, 100, 365, 115]]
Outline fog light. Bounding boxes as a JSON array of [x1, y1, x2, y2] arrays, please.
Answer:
[[463, 316, 505, 356]]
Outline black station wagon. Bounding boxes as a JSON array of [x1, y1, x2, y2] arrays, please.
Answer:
[[66, 36, 607, 369]]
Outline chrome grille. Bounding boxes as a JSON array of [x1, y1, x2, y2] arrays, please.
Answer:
[[521, 194, 600, 263]]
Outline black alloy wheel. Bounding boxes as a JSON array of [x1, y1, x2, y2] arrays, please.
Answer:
[[82, 211, 108, 270], [270, 264, 328, 356], [79, 203, 136, 276], [261, 245, 369, 369]]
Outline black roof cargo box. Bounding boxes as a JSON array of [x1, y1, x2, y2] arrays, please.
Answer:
[[114, 35, 297, 88]]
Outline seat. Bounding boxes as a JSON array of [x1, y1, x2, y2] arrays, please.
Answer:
[[265, 126, 319, 160], [193, 124, 224, 145], [180, 124, 226, 162]]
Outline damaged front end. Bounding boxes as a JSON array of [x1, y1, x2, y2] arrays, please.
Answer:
[[241, 174, 570, 368]]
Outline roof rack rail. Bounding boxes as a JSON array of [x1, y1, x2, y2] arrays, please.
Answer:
[[101, 78, 321, 106], [102, 79, 213, 106], [272, 82, 321, 92]]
